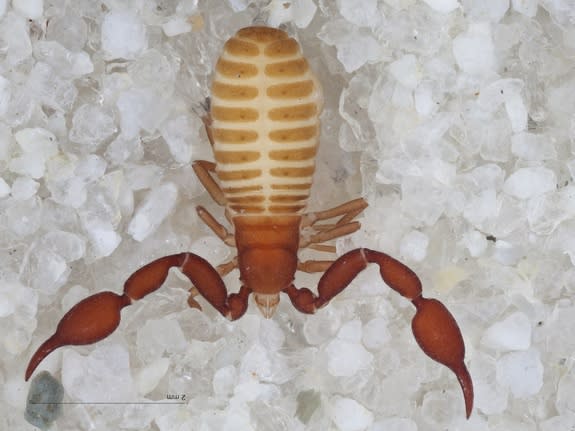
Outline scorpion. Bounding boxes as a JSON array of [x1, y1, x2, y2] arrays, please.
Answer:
[[25, 26, 473, 418]]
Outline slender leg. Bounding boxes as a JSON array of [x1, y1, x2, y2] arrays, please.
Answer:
[[301, 198, 368, 228], [284, 248, 473, 419], [25, 253, 251, 381], [191, 99, 211, 146], [308, 244, 336, 253], [193, 160, 227, 206], [194, 108, 228, 211], [297, 260, 333, 273], [300, 221, 361, 248], [196, 103, 214, 148], [192, 159, 235, 245], [191, 98, 210, 124], [216, 257, 238, 277], [224, 208, 233, 225], [187, 287, 203, 310], [196, 206, 235, 246], [299, 198, 367, 251]]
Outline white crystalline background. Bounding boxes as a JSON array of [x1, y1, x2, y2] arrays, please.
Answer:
[[1, 0, 575, 429]]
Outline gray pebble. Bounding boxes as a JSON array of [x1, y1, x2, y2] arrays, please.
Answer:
[[25, 371, 64, 430]]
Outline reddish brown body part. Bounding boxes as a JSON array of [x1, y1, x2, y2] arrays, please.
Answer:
[[25, 26, 473, 419]]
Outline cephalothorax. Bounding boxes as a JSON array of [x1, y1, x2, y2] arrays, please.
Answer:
[[26, 26, 473, 418]]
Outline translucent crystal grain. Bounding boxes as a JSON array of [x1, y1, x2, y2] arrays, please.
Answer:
[[389, 54, 421, 89], [23, 247, 70, 295], [2, 280, 37, 355], [45, 11, 88, 51], [496, 349, 543, 398], [11, 177, 38, 200], [303, 308, 341, 345], [399, 230, 429, 262], [527, 186, 575, 235], [362, 318, 391, 350], [492, 239, 524, 265], [259, 319, 285, 351], [105, 136, 144, 165], [511, 0, 538, 16], [470, 352, 507, 415], [414, 82, 437, 116], [540, 414, 575, 431], [162, 17, 192, 36], [341, 71, 377, 142], [101, 10, 147, 60], [338, 319, 362, 342], [10, 128, 58, 179], [329, 396, 373, 431], [62, 344, 137, 403], [266, 0, 317, 28], [337, 0, 380, 27], [481, 311, 531, 351], [5, 197, 43, 237], [213, 365, 237, 397], [39, 230, 86, 262], [33, 41, 93, 78], [556, 372, 575, 415], [503, 167, 556, 200], [0, 280, 37, 319], [239, 343, 291, 384], [326, 338, 373, 377], [0, 177, 10, 197], [0, 75, 10, 116], [69, 104, 117, 149], [461, 230, 488, 257], [12, 0, 43, 19], [0, 13, 32, 65], [453, 23, 496, 76], [421, 0, 459, 13], [401, 176, 447, 226], [45, 155, 86, 208], [504, 90, 528, 133], [124, 164, 163, 191], [432, 265, 468, 293], [0, 123, 11, 161], [159, 115, 195, 163], [463, 188, 498, 227], [511, 132, 557, 161], [295, 389, 321, 424], [318, 20, 380, 72], [136, 318, 187, 363], [128, 182, 178, 241], [80, 213, 121, 258], [116, 88, 170, 139], [128, 49, 174, 89], [28, 62, 78, 112], [420, 388, 463, 428], [461, 0, 509, 22], [370, 417, 418, 431]]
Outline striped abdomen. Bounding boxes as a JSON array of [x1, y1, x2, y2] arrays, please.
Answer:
[[210, 27, 323, 215]]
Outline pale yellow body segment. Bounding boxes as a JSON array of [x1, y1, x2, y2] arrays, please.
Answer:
[[210, 27, 324, 215]]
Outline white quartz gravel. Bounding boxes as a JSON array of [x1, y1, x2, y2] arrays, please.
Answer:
[[1, 0, 574, 429]]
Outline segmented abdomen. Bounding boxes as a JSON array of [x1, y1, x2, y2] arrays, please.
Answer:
[[210, 27, 323, 215]]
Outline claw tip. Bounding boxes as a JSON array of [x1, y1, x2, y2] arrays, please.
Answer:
[[25, 335, 59, 382], [451, 362, 474, 419]]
